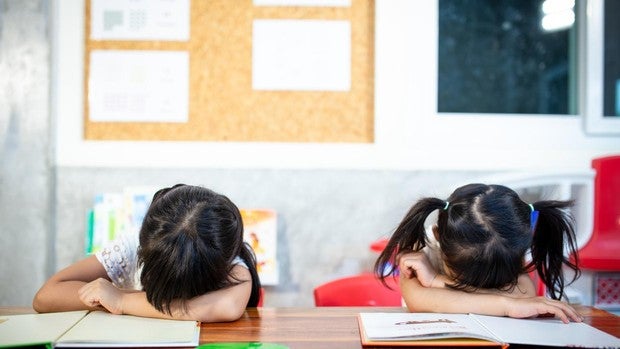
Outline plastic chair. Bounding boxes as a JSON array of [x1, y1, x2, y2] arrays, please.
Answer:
[[257, 287, 265, 307], [528, 270, 547, 297], [370, 238, 389, 253], [313, 273, 401, 306], [577, 155, 620, 271]]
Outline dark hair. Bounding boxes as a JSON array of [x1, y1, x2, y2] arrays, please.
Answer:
[[375, 183, 580, 300], [138, 184, 261, 314]]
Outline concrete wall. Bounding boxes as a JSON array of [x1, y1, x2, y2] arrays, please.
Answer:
[[0, 0, 51, 307]]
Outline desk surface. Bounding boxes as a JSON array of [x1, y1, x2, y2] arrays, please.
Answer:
[[200, 306, 620, 348], [2, 306, 618, 348]]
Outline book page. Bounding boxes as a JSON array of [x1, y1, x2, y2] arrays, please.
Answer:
[[56, 311, 199, 347], [359, 313, 500, 342], [0, 311, 88, 347], [472, 314, 620, 348]]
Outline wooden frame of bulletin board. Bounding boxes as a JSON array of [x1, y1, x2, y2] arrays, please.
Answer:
[[84, 0, 375, 143]]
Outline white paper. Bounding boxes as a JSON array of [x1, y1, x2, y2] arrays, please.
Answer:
[[88, 50, 189, 123], [56, 311, 199, 347], [359, 313, 498, 342], [0, 311, 88, 347], [360, 312, 620, 348], [472, 314, 620, 348], [90, 0, 189, 41], [254, 0, 350, 6], [252, 19, 351, 91]]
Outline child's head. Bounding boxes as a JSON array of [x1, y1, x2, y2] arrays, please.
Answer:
[[376, 183, 580, 300], [137, 184, 261, 314]]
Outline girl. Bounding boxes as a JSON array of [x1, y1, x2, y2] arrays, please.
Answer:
[[375, 183, 582, 323], [33, 184, 261, 322]]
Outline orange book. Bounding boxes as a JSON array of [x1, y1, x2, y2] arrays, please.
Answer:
[[358, 312, 620, 348]]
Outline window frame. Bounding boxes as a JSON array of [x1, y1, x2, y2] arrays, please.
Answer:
[[584, 0, 620, 135]]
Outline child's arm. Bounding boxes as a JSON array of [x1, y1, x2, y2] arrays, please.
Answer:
[[399, 275, 581, 323], [78, 264, 252, 323], [399, 251, 536, 297], [429, 272, 536, 298], [397, 251, 582, 323], [32, 255, 112, 312]]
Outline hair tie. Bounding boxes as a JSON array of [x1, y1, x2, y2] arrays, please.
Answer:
[[443, 201, 450, 210], [529, 204, 539, 233]]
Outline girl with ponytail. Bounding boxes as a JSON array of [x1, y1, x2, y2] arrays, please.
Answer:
[[375, 183, 582, 323]]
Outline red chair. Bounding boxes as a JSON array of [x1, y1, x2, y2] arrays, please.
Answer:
[[257, 287, 265, 307], [370, 238, 389, 253], [313, 273, 401, 306], [576, 155, 620, 271], [528, 270, 547, 297]]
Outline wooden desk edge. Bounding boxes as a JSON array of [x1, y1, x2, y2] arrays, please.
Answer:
[[2, 305, 618, 340]]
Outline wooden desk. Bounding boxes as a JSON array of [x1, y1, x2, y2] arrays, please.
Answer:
[[2, 306, 618, 348], [201, 306, 620, 348]]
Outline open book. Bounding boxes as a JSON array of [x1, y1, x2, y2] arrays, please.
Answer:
[[358, 312, 620, 348], [0, 310, 199, 348]]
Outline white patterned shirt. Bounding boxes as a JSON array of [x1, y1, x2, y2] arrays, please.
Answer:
[[95, 230, 247, 290]]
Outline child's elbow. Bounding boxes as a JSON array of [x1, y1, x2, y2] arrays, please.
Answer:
[[196, 300, 246, 323], [402, 297, 431, 313], [32, 290, 51, 313], [216, 305, 246, 322]]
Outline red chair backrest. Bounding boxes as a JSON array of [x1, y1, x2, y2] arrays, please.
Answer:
[[592, 155, 620, 240], [257, 287, 264, 307], [578, 155, 620, 270], [313, 273, 401, 306], [528, 270, 547, 297]]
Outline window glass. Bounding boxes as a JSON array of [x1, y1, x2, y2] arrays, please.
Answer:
[[604, 0, 620, 117], [438, 0, 577, 114]]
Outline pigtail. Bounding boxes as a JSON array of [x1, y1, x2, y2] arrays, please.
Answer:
[[528, 200, 580, 300], [239, 242, 262, 307], [375, 197, 446, 285]]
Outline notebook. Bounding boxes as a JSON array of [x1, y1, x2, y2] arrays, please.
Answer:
[[358, 312, 620, 348], [0, 310, 199, 348]]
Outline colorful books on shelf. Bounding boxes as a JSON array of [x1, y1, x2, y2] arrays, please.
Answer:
[[86, 186, 158, 255], [0, 310, 199, 348], [358, 312, 620, 348]]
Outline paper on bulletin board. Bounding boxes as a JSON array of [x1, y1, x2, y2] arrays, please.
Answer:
[[90, 0, 190, 41], [253, 0, 351, 6], [241, 209, 279, 285], [88, 50, 189, 123], [252, 19, 351, 91]]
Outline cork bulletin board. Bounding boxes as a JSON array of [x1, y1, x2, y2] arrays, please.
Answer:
[[84, 0, 375, 142]]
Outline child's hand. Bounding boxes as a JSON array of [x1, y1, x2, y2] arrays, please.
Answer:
[[78, 278, 124, 315], [397, 251, 438, 287], [504, 296, 583, 324]]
